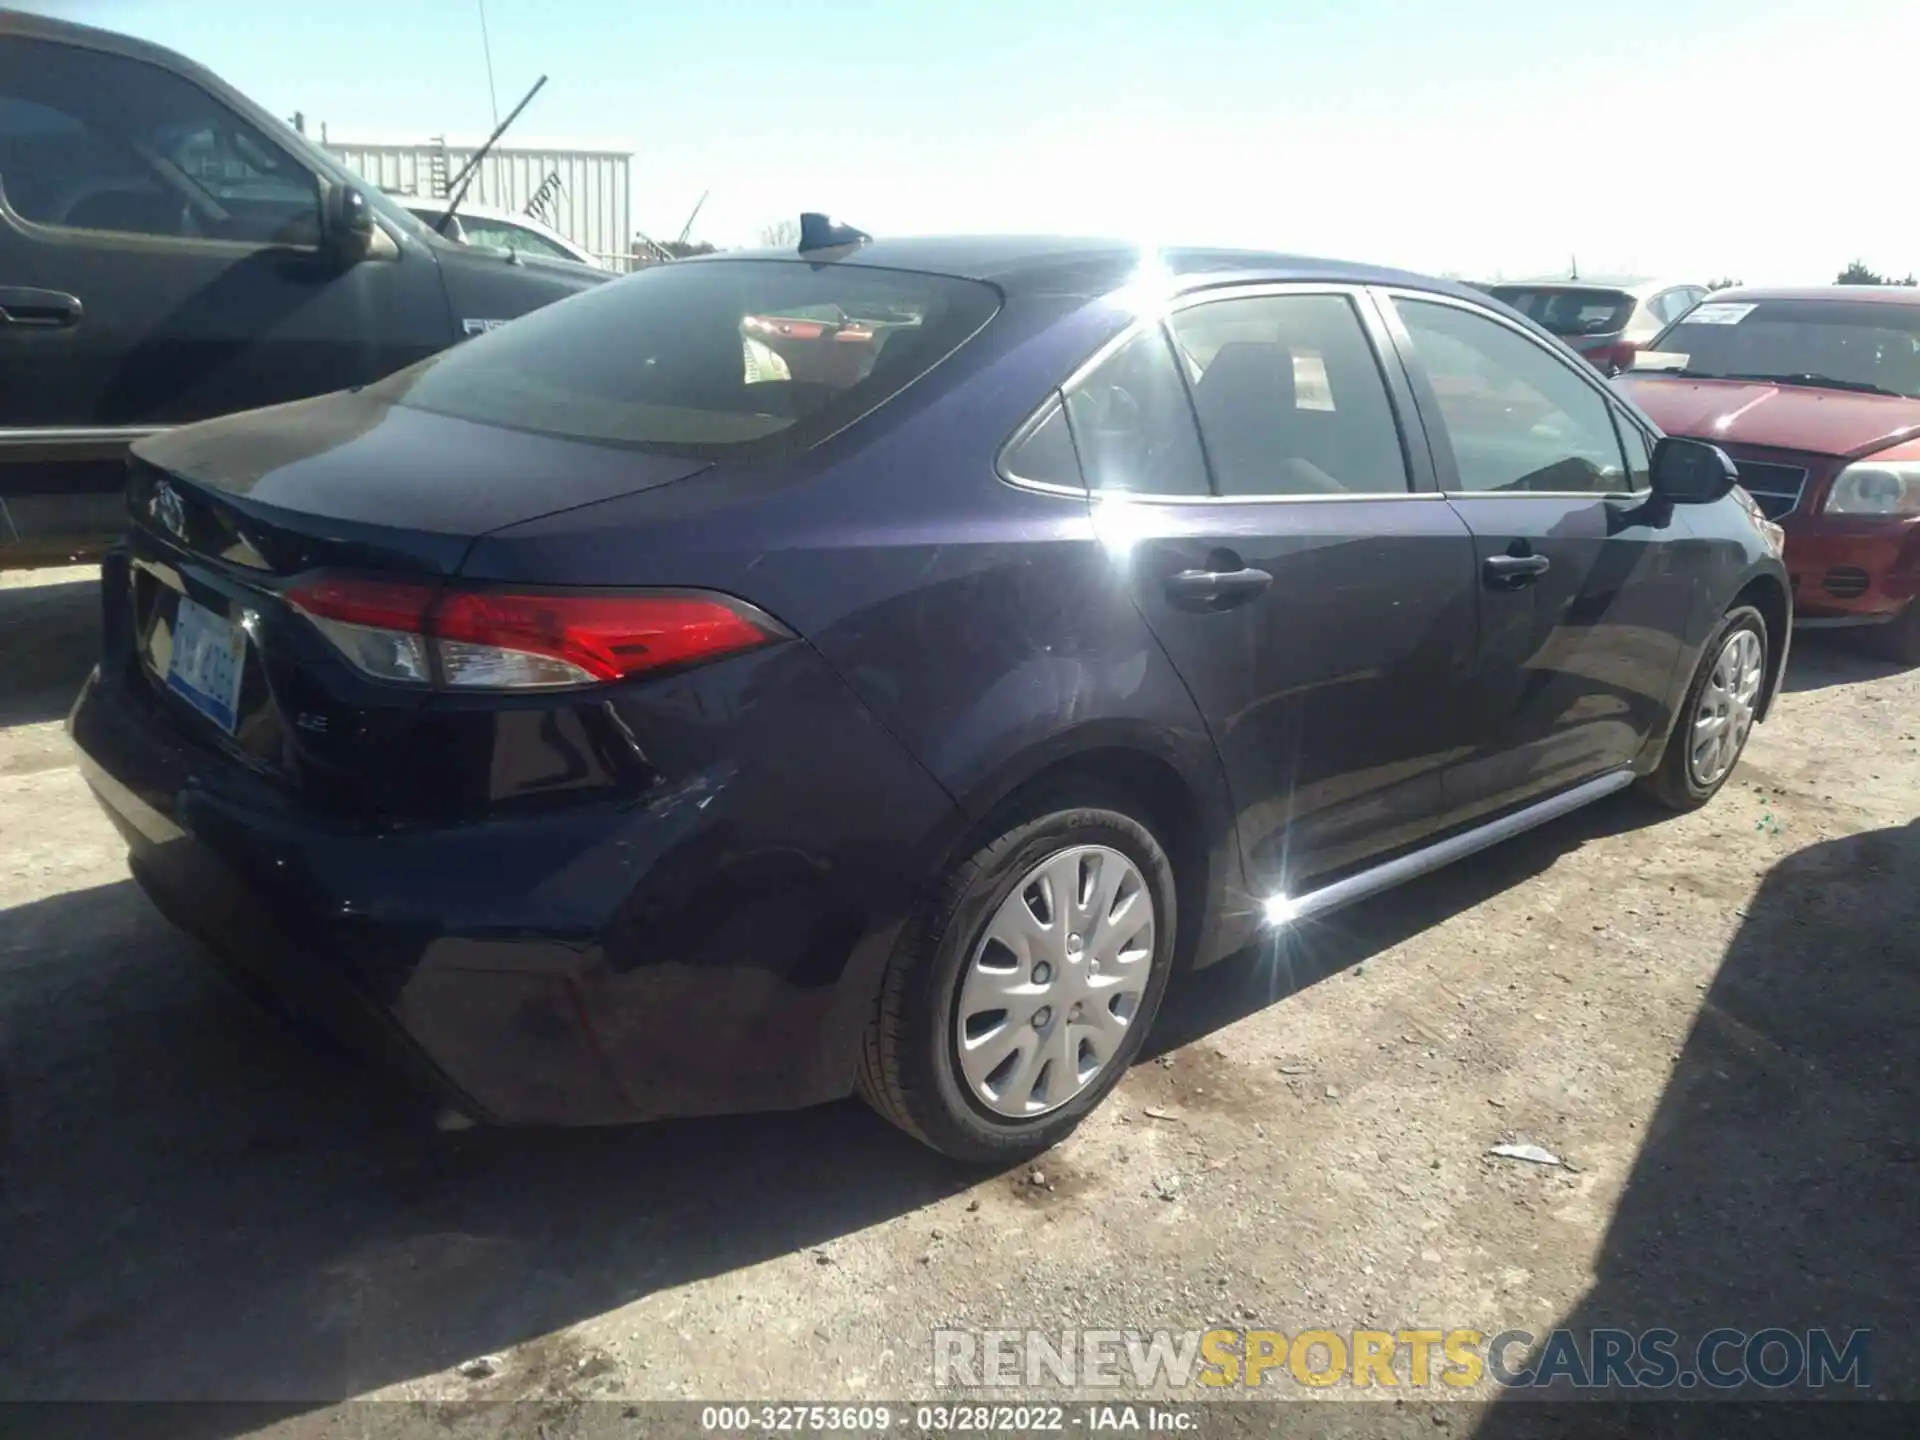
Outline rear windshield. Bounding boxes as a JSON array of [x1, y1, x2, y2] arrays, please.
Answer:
[[380, 260, 1001, 456], [1647, 298, 1920, 399], [1488, 287, 1636, 337]]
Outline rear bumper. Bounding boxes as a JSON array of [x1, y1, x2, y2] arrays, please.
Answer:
[[67, 643, 962, 1127], [1783, 514, 1920, 624]]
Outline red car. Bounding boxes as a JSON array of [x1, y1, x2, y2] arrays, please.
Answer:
[[1617, 286, 1920, 661]]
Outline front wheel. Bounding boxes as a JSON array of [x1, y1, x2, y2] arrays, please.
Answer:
[[1644, 604, 1768, 811], [858, 798, 1177, 1162]]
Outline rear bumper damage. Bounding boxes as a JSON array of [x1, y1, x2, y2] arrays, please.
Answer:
[[68, 633, 961, 1128]]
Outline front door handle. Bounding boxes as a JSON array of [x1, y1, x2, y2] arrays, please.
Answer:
[[1165, 566, 1273, 610], [1483, 552, 1551, 589], [0, 287, 83, 328]]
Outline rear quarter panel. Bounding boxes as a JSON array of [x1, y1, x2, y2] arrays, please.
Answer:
[[463, 294, 1256, 967]]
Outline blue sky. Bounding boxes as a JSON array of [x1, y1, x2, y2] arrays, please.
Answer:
[[36, 0, 1920, 282]]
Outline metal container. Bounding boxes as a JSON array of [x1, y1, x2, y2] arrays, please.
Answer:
[[328, 140, 632, 270]]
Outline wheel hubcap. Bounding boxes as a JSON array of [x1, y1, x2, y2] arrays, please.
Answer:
[[1689, 627, 1764, 788], [954, 844, 1155, 1118]]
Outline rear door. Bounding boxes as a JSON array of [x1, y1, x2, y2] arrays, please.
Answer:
[[0, 32, 449, 542], [1380, 289, 1695, 824], [1056, 285, 1481, 899]]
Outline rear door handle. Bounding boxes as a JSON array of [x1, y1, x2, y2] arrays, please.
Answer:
[[1165, 566, 1273, 610], [0, 287, 83, 328], [1483, 553, 1551, 588]]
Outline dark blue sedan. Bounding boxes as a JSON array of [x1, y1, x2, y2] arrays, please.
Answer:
[[68, 226, 1790, 1161]]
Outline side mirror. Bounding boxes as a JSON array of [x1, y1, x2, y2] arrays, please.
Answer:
[[321, 183, 376, 264], [1650, 436, 1739, 504]]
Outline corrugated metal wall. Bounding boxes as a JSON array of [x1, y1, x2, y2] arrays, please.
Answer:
[[327, 142, 632, 269]]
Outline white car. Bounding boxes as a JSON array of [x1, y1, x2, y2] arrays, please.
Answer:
[[392, 194, 603, 269]]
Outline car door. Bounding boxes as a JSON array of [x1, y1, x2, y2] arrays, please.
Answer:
[[0, 32, 449, 536], [1380, 290, 1694, 823], [1048, 285, 1481, 899]]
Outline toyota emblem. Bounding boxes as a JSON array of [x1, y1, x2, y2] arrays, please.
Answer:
[[150, 479, 185, 541]]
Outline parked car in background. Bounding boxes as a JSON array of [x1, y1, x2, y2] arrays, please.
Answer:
[[1485, 279, 1708, 376], [1618, 286, 1920, 662], [391, 194, 604, 269], [0, 12, 608, 565], [69, 232, 1788, 1162]]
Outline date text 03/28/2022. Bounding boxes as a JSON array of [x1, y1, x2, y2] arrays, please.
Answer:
[[698, 1405, 1192, 1432]]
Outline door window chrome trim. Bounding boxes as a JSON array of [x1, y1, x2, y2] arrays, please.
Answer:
[[998, 279, 1445, 506], [0, 425, 168, 447], [1441, 489, 1647, 503]]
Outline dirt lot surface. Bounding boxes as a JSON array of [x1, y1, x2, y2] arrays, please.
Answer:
[[2, 565, 1915, 1435]]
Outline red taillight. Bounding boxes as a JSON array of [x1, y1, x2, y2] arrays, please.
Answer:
[[434, 591, 778, 683], [1595, 340, 1640, 375], [285, 578, 783, 690], [285, 576, 436, 631]]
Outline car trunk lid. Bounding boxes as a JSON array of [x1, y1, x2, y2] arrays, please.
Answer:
[[116, 389, 712, 818], [128, 386, 713, 577]]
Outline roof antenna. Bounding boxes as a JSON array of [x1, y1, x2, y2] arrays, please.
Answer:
[[1570, 253, 1580, 281], [798, 212, 871, 254]]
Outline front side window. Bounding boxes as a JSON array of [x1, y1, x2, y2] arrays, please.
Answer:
[[1395, 298, 1630, 495], [1616, 416, 1653, 491], [0, 39, 319, 246], [1062, 327, 1210, 497], [1168, 293, 1409, 496], [383, 259, 999, 457], [1648, 297, 1920, 400]]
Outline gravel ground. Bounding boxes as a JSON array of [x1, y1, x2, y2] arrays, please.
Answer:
[[1, 565, 1915, 1436]]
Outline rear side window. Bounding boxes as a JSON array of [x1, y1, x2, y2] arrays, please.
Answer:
[[1168, 294, 1409, 496], [384, 260, 1000, 457], [459, 218, 579, 263], [1489, 287, 1636, 337], [1001, 398, 1082, 488], [1062, 328, 1210, 497]]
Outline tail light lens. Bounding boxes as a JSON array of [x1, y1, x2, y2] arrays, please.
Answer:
[[287, 579, 785, 691], [1595, 340, 1640, 375]]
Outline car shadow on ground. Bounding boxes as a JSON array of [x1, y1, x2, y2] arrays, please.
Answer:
[[1467, 818, 1920, 1436], [0, 788, 1670, 1424], [1780, 629, 1911, 694], [0, 575, 100, 730], [1147, 788, 1667, 1058]]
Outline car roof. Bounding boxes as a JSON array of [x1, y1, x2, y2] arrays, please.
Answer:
[[1702, 285, 1920, 307], [687, 234, 1493, 304], [1486, 278, 1694, 298], [0, 8, 199, 69]]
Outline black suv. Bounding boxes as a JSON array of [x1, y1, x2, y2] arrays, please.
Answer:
[[0, 12, 608, 563]]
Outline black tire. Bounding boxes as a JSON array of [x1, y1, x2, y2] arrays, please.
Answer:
[[1868, 601, 1920, 666], [858, 793, 1178, 1163], [1643, 604, 1768, 812]]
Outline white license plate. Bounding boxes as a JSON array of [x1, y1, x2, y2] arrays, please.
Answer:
[[161, 595, 246, 735]]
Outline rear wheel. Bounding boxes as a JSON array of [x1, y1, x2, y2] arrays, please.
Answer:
[[858, 796, 1177, 1163], [1644, 604, 1768, 811]]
